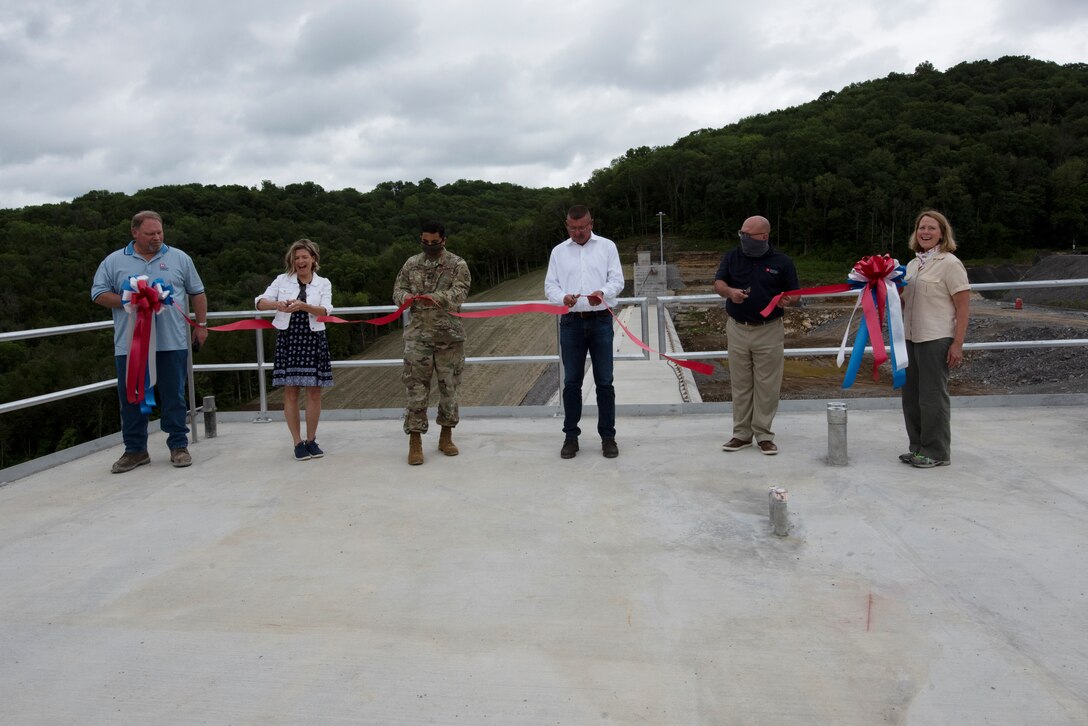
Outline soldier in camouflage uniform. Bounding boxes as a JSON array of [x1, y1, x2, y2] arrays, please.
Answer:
[[393, 221, 472, 465]]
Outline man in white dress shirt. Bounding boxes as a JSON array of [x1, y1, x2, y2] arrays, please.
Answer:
[[544, 205, 625, 459]]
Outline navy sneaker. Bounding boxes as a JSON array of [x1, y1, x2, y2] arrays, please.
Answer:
[[294, 442, 311, 461], [305, 439, 324, 458]]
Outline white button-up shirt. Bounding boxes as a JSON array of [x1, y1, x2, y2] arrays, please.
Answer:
[[544, 233, 625, 312]]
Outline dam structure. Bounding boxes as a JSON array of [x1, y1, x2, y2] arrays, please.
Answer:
[[1, 286, 1086, 724]]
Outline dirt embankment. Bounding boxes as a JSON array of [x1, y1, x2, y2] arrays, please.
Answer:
[[263, 252, 1088, 410], [675, 252, 1088, 401], [274, 269, 558, 411]]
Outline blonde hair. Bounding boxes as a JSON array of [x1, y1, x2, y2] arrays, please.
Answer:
[[908, 210, 958, 253], [284, 238, 321, 273]]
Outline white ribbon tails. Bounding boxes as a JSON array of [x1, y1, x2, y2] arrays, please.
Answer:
[[835, 289, 866, 369], [885, 279, 908, 371]]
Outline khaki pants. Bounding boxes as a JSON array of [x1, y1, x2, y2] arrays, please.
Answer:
[[901, 338, 953, 462], [726, 317, 785, 443]]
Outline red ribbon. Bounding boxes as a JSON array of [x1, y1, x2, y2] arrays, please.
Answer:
[[602, 304, 716, 376], [758, 255, 903, 381], [759, 283, 852, 318], [320, 298, 570, 325], [179, 296, 713, 375], [854, 256, 897, 369], [126, 279, 163, 405], [183, 297, 572, 331]]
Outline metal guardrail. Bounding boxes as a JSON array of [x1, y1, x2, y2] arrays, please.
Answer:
[[1, 280, 1086, 419], [655, 278, 1088, 360]]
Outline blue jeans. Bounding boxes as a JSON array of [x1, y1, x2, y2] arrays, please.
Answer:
[[115, 350, 191, 453], [559, 314, 615, 439]]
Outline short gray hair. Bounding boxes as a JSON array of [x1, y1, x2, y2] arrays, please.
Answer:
[[131, 210, 163, 231]]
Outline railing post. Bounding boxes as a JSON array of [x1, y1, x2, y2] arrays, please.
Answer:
[[827, 401, 848, 466], [187, 345, 200, 443], [640, 299, 650, 360], [253, 328, 273, 423], [769, 487, 790, 536], [203, 395, 218, 438], [656, 299, 667, 358]]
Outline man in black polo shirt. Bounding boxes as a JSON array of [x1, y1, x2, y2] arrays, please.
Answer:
[[713, 215, 799, 455]]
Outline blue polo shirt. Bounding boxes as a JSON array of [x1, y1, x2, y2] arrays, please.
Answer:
[[91, 242, 206, 355]]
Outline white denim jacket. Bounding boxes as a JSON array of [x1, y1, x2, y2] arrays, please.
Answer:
[[255, 272, 333, 331]]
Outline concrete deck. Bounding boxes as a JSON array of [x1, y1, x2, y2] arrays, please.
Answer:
[[1, 403, 1086, 724]]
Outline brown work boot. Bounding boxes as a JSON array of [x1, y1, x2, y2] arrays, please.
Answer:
[[438, 426, 459, 456], [111, 450, 150, 474], [408, 432, 424, 465], [170, 447, 193, 467]]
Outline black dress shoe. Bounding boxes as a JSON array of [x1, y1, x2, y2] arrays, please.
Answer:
[[602, 438, 619, 458], [561, 438, 579, 459]]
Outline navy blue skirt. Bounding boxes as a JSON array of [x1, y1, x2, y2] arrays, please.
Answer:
[[272, 312, 334, 388]]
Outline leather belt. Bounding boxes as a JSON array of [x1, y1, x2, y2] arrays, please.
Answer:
[[731, 316, 778, 326], [567, 310, 611, 319]]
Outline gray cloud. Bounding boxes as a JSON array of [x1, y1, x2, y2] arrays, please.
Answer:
[[1, 0, 1086, 209], [292, 1, 419, 74]]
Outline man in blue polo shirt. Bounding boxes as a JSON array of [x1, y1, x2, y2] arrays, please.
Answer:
[[713, 215, 799, 456], [91, 211, 209, 473]]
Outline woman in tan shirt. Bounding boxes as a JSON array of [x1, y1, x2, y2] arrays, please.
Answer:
[[900, 210, 971, 468]]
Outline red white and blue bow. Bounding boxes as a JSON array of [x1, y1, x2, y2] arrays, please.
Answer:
[[759, 254, 908, 388], [121, 275, 175, 412], [836, 255, 908, 388]]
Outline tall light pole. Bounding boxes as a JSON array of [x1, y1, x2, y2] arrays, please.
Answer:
[[656, 211, 665, 265]]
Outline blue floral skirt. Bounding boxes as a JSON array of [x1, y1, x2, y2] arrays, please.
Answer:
[[272, 312, 334, 388]]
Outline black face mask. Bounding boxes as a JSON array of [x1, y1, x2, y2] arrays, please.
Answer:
[[422, 242, 445, 258], [739, 233, 769, 257]]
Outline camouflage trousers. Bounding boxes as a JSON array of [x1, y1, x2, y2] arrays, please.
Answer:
[[402, 339, 465, 434]]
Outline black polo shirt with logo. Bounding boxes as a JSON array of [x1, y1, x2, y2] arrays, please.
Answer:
[[713, 246, 800, 324]]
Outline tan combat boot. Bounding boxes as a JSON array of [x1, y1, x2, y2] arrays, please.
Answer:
[[438, 426, 459, 456], [408, 432, 424, 465]]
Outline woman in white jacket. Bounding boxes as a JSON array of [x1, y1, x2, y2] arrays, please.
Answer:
[[256, 239, 334, 461]]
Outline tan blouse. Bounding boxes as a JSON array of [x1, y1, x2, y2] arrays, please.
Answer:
[[902, 252, 971, 342]]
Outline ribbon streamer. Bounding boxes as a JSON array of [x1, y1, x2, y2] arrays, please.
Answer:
[[834, 256, 907, 388], [604, 305, 716, 376], [182, 297, 572, 330], [121, 275, 175, 412], [316, 298, 572, 325], [179, 294, 712, 375], [757, 255, 908, 388]]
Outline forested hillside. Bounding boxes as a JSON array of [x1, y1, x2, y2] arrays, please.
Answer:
[[0, 179, 568, 466], [2, 55, 1086, 467], [582, 56, 1088, 257]]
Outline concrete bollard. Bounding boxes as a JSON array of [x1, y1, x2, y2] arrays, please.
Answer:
[[203, 395, 218, 439], [768, 487, 790, 536], [827, 401, 848, 466]]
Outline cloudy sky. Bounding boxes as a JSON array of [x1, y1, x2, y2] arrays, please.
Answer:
[[1, 0, 1085, 210]]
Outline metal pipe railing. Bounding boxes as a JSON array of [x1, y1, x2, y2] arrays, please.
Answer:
[[2, 280, 1086, 417]]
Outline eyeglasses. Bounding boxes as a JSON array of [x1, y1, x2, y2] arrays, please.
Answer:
[[566, 223, 592, 233], [738, 231, 768, 239], [421, 238, 445, 247]]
